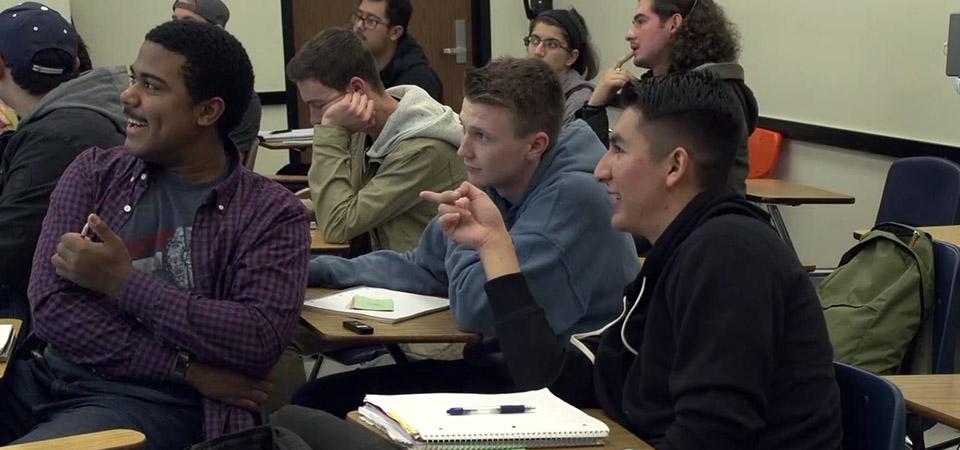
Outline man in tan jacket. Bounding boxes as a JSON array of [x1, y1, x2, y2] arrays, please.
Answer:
[[287, 27, 465, 251]]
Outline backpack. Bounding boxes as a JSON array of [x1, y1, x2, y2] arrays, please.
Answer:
[[817, 222, 935, 375]]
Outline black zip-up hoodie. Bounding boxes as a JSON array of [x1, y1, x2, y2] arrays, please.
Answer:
[[487, 191, 842, 449], [380, 35, 444, 102]]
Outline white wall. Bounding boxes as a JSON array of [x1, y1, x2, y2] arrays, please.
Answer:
[[488, 0, 900, 267], [70, 0, 289, 176]]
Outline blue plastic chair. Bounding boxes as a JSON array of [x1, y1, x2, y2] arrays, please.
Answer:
[[834, 362, 906, 450], [931, 240, 960, 374], [875, 157, 960, 226]]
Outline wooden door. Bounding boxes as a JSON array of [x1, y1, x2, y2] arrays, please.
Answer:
[[288, 0, 475, 129]]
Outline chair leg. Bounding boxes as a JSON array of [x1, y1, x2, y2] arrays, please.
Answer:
[[308, 353, 324, 380], [385, 344, 410, 365], [908, 413, 926, 450]]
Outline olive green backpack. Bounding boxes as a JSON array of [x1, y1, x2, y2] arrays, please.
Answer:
[[817, 223, 935, 375]]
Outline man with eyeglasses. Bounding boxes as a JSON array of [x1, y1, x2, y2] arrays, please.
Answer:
[[352, 0, 443, 102]]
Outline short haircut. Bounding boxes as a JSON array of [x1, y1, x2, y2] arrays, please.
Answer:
[[144, 20, 253, 141], [367, 0, 412, 34], [463, 57, 563, 148], [5, 49, 77, 96], [619, 70, 743, 190], [286, 27, 384, 93], [529, 8, 598, 80]]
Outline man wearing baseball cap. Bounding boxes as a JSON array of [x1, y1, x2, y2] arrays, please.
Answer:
[[172, 0, 262, 167], [0, 2, 126, 333]]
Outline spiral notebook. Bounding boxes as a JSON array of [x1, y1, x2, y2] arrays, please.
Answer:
[[357, 388, 609, 449], [304, 287, 449, 324]]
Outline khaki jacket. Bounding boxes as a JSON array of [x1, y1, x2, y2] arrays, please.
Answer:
[[308, 125, 466, 251]]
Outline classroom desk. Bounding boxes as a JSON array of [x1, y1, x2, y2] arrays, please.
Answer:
[[301, 288, 480, 346], [854, 225, 960, 246], [886, 374, 960, 429], [310, 229, 350, 255], [259, 139, 312, 166], [0, 318, 22, 380], [1, 429, 146, 450], [345, 408, 653, 449], [745, 179, 856, 254]]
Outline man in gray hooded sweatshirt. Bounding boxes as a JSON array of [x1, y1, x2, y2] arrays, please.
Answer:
[[288, 27, 465, 252], [0, 3, 126, 331]]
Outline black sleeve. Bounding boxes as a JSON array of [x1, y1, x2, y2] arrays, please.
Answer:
[[657, 232, 782, 450], [575, 104, 610, 148], [0, 133, 84, 288], [486, 273, 600, 407], [229, 92, 263, 153], [396, 66, 444, 103]]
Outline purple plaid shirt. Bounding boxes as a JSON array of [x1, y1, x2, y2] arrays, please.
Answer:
[[27, 146, 310, 438]]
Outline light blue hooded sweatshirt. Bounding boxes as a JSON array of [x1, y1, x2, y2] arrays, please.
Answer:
[[308, 119, 638, 337]]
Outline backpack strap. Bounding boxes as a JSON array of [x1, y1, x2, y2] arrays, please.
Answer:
[[565, 83, 594, 100]]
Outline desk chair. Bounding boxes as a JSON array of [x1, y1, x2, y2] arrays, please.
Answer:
[[747, 127, 782, 179], [876, 157, 960, 227], [242, 139, 259, 171], [834, 362, 906, 450], [907, 240, 960, 450]]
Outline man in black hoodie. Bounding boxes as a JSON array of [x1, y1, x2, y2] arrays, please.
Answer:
[[351, 0, 443, 102], [421, 71, 843, 449], [0, 3, 126, 332]]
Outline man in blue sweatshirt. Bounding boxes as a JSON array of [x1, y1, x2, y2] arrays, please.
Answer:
[[298, 57, 638, 417]]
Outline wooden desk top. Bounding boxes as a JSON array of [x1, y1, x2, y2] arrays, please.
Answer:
[[2, 429, 146, 450], [310, 229, 349, 254], [345, 408, 652, 449], [854, 225, 960, 246], [886, 374, 960, 429], [259, 140, 311, 150], [301, 288, 481, 345], [0, 318, 22, 380], [746, 179, 856, 206]]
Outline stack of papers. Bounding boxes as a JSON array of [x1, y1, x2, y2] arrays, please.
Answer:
[[304, 287, 449, 324], [258, 128, 313, 142], [0, 323, 15, 362], [358, 388, 609, 449]]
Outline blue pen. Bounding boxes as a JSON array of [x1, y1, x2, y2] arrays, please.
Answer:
[[446, 405, 536, 415]]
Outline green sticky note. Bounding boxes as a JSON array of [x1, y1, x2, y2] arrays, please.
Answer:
[[351, 295, 395, 312]]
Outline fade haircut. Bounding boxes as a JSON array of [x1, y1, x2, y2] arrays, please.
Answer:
[[620, 70, 743, 190], [463, 57, 563, 149], [286, 27, 385, 93], [144, 20, 254, 141]]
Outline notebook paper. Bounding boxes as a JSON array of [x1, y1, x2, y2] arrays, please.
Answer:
[[359, 388, 609, 448], [304, 287, 448, 324]]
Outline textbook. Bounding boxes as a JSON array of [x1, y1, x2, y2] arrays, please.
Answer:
[[304, 287, 449, 324], [258, 128, 313, 142], [357, 388, 609, 449], [0, 321, 18, 363]]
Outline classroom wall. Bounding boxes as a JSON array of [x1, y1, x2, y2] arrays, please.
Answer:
[[488, 0, 898, 267], [68, 0, 289, 176]]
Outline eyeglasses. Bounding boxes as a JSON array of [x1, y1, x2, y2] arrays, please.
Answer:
[[523, 35, 571, 52], [351, 11, 387, 30]]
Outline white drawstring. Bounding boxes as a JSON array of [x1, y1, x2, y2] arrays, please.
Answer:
[[620, 277, 646, 355]]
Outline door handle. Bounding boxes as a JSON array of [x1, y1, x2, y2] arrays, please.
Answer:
[[444, 19, 467, 64]]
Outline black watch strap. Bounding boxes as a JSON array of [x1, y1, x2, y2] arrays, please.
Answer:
[[169, 350, 191, 384]]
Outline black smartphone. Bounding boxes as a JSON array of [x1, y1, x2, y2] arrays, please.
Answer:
[[342, 320, 374, 335]]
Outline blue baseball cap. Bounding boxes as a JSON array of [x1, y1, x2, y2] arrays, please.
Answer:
[[0, 2, 78, 76]]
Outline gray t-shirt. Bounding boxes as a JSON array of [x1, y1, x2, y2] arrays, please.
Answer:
[[119, 167, 223, 290]]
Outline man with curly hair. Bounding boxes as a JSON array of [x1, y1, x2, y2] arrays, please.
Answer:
[[578, 0, 758, 195], [0, 20, 310, 447]]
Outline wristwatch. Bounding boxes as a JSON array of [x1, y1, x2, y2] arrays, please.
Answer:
[[169, 350, 192, 385]]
